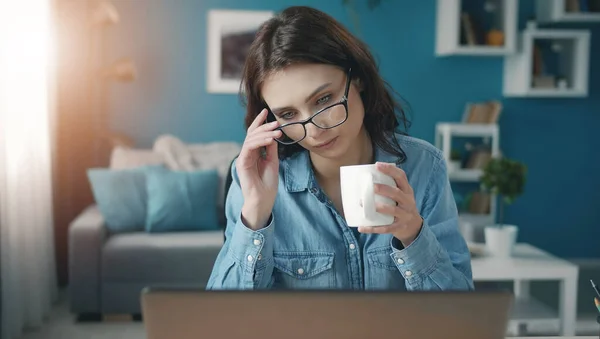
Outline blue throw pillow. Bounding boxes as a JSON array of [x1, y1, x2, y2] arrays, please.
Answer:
[[145, 168, 220, 233], [87, 166, 162, 233]]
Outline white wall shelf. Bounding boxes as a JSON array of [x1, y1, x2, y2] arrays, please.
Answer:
[[459, 213, 495, 227], [448, 169, 483, 182], [436, 0, 518, 56], [503, 28, 590, 98], [536, 0, 600, 23], [435, 123, 500, 228]]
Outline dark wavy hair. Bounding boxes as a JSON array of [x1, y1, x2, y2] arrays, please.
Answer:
[[240, 6, 411, 163]]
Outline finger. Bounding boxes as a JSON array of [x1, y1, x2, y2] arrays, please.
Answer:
[[244, 136, 278, 151], [374, 203, 405, 218], [239, 131, 279, 162], [358, 225, 398, 234], [373, 184, 415, 211], [373, 183, 405, 203], [376, 162, 412, 193], [265, 134, 279, 162], [248, 109, 268, 132], [246, 130, 282, 145], [252, 120, 280, 134]]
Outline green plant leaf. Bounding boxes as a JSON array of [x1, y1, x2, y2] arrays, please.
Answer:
[[480, 157, 527, 227]]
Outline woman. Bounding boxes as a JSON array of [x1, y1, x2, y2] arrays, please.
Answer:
[[207, 6, 473, 290]]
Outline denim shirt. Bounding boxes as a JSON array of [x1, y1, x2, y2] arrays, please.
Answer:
[[207, 134, 474, 291]]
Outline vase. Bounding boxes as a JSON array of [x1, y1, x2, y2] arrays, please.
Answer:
[[486, 29, 504, 46], [484, 225, 518, 257]]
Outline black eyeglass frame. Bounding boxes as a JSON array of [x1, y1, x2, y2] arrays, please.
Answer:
[[272, 68, 352, 145]]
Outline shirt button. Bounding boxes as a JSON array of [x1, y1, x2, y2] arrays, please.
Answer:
[[253, 239, 261, 246], [297, 268, 305, 275], [405, 270, 413, 277], [247, 255, 253, 262], [349, 244, 356, 250], [397, 258, 405, 264], [258, 253, 262, 261]]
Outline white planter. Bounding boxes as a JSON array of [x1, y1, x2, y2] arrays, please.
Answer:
[[484, 225, 518, 257]]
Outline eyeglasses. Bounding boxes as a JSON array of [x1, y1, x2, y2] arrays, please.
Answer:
[[272, 68, 352, 145]]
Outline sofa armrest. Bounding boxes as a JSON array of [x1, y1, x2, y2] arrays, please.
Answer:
[[68, 205, 107, 314]]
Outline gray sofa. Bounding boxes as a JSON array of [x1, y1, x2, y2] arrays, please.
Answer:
[[68, 206, 223, 316], [68, 139, 239, 317]]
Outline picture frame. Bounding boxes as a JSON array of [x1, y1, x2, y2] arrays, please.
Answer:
[[206, 9, 274, 94]]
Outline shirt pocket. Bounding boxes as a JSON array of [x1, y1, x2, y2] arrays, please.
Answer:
[[366, 246, 405, 290], [272, 251, 336, 289]]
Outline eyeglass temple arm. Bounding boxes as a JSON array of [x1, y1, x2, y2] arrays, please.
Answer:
[[344, 67, 352, 100]]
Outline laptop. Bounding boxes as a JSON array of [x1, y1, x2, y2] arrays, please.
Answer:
[[141, 287, 513, 339]]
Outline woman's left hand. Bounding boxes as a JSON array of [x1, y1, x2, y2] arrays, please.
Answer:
[[358, 162, 423, 246]]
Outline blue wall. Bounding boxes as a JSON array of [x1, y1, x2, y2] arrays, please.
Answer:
[[104, 0, 600, 258]]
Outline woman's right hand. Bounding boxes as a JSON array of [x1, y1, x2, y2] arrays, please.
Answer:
[[237, 109, 282, 230]]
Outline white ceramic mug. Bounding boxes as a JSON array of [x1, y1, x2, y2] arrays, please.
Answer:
[[340, 164, 397, 227]]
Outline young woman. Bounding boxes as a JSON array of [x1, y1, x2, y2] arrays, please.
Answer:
[[207, 6, 473, 291]]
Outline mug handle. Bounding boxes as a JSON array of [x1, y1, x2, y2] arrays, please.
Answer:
[[361, 172, 375, 219]]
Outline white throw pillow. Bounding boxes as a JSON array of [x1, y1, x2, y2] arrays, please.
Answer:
[[188, 142, 241, 208], [109, 146, 165, 170], [153, 134, 199, 171]]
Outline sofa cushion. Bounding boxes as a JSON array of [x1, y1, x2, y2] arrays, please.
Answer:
[[145, 168, 220, 232], [102, 231, 223, 283], [87, 166, 163, 233]]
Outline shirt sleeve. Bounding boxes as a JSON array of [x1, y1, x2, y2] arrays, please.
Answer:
[[206, 161, 275, 290], [389, 154, 474, 291]]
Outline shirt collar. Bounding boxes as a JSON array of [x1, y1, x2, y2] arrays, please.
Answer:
[[282, 143, 401, 193]]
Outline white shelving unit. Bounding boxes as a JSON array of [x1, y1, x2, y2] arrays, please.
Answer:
[[436, 0, 518, 56], [536, 0, 600, 23], [435, 123, 500, 228], [503, 28, 591, 97], [471, 243, 579, 336]]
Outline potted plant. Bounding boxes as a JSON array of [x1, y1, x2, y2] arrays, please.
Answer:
[[480, 156, 527, 257]]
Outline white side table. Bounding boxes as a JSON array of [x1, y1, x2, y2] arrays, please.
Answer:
[[471, 243, 579, 336]]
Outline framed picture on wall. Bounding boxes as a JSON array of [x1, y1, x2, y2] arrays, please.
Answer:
[[206, 9, 274, 94]]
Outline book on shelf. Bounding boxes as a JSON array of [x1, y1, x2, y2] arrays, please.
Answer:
[[462, 100, 502, 124], [465, 148, 492, 170], [469, 191, 491, 215]]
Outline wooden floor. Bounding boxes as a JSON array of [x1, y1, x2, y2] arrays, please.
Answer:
[[18, 290, 146, 339]]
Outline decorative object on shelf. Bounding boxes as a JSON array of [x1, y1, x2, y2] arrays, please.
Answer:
[[486, 28, 505, 46], [484, 0, 498, 12], [536, 0, 600, 23], [206, 9, 274, 94], [503, 28, 590, 97], [436, 0, 517, 56], [465, 145, 492, 170], [460, 12, 484, 46], [449, 148, 463, 172], [526, 16, 537, 30], [469, 191, 491, 214], [480, 157, 527, 257], [462, 100, 502, 124], [557, 75, 568, 89]]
